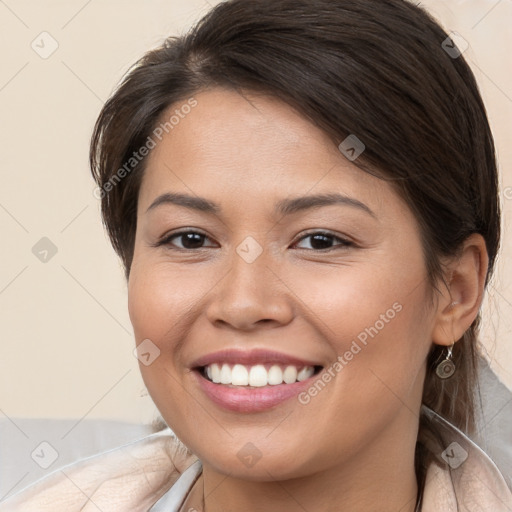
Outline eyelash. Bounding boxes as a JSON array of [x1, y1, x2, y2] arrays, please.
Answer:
[[153, 229, 354, 252]]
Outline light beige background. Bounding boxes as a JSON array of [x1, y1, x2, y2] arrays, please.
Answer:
[[0, 0, 510, 425]]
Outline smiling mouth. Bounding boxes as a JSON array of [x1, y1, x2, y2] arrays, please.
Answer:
[[198, 363, 324, 387]]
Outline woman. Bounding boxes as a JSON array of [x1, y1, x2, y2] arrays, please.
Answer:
[[1, 0, 511, 510]]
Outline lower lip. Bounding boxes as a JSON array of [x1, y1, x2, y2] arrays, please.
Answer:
[[193, 370, 318, 413]]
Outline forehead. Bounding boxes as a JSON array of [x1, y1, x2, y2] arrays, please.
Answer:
[[137, 87, 403, 220]]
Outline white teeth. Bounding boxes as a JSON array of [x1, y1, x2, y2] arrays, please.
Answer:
[[249, 365, 268, 387], [203, 363, 316, 386], [231, 364, 249, 386], [268, 365, 283, 385], [297, 366, 315, 381], [211, 363, 221, 383], [283, 365, 298, 384], [220, 364, 231, 384]]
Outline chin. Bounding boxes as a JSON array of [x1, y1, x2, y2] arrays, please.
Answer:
[[189, 433, 324, 482]]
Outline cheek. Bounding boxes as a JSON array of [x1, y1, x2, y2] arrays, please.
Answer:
[[128, 261, 200, 343], [286, 267, 431, 463], [290, 256, 429, 349], [127, 263, 197, 422], [127, 259, 217, 403], [292, 255, 432, 408]]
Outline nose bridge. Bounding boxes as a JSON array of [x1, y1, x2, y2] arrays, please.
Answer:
[[206, 234, 293, 329], [228, 234, 276, 299]]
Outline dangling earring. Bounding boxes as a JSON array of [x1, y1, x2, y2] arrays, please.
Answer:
[[436, 343, 455, 379], [435, 301, 459, 379]]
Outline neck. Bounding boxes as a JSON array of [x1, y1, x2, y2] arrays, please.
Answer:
[[193, 408, 420, 512]]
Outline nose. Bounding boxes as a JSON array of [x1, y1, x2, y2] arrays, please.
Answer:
[[205, 244, 294, 331]]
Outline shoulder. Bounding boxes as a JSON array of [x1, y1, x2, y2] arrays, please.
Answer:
[[0, 428, 198, 512], [419, 406, 512, 512]]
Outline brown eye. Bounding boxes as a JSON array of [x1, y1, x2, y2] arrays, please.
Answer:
[[156, 230, 216, 250], [293, 231, 353, 251]]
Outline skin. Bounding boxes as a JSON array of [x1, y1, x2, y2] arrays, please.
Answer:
[[127, 87, 488, 512]]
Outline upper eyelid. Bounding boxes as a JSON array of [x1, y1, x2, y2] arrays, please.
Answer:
[[157, 229, 215, 247]]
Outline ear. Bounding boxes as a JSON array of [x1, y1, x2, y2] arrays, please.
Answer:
[[431, 233, 489, 347]]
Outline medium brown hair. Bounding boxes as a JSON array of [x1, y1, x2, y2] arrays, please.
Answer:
[[90, 0, 500, 435]]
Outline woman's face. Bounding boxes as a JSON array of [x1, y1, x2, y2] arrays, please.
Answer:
[[128, 87, 436, 480]]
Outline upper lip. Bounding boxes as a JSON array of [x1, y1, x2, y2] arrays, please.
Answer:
[[191, 348, 323, 369]]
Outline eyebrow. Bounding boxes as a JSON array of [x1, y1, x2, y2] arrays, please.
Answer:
[[146, 192, 376, 218]]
